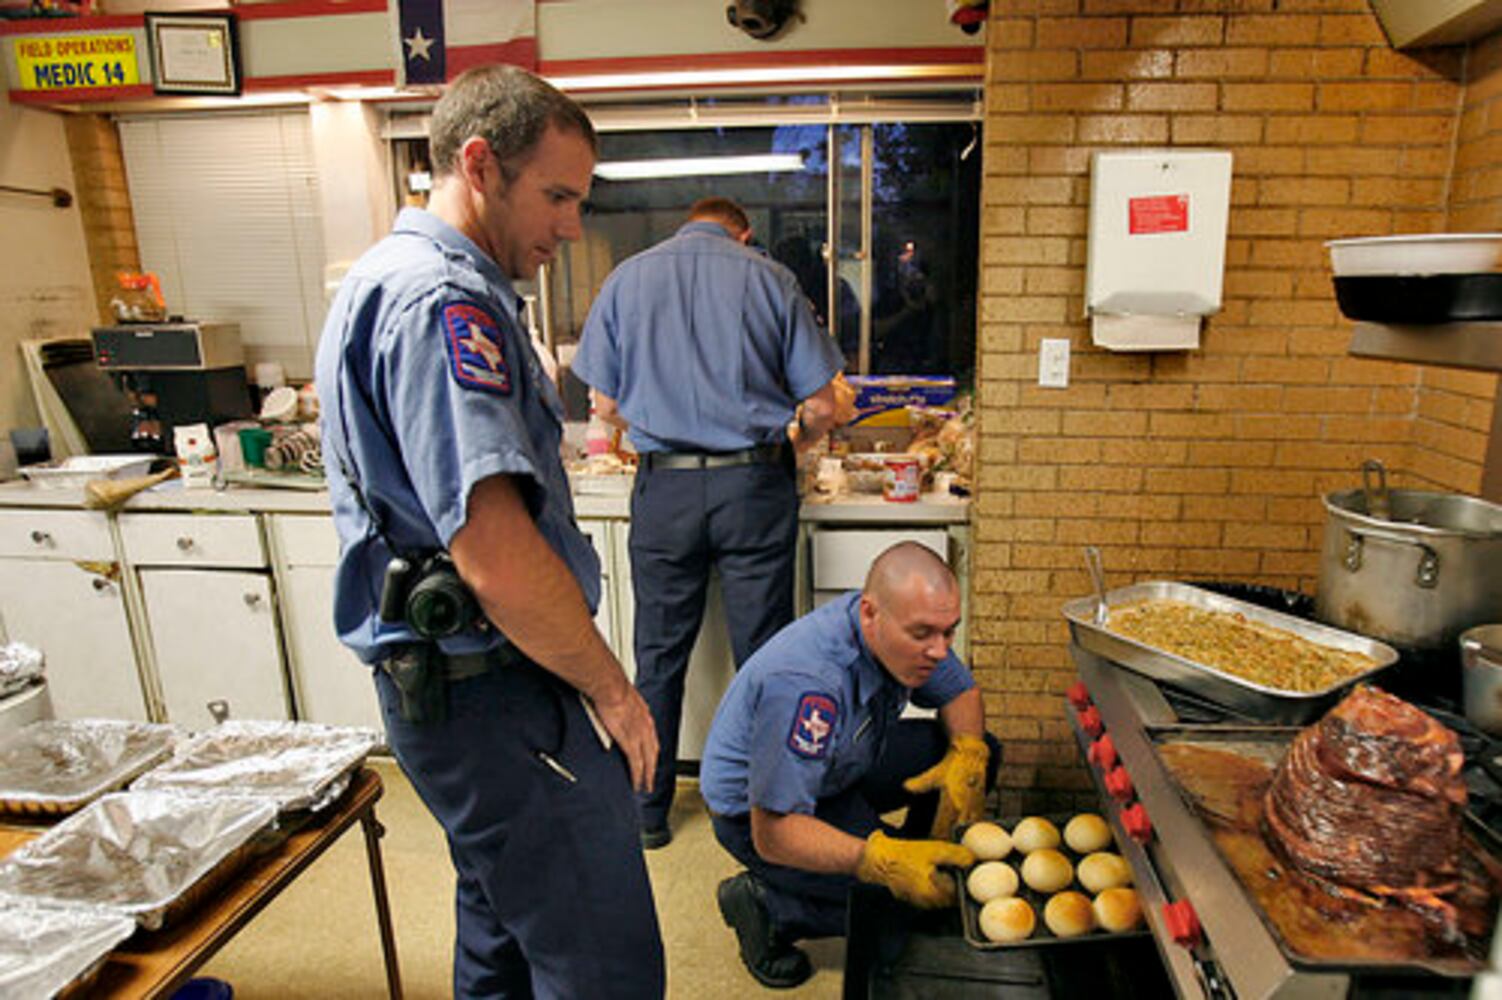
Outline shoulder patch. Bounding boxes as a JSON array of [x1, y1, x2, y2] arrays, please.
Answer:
[[787, 691, 838, 760], [442, 302, 512, 395]]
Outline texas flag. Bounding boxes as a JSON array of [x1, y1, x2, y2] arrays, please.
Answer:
[[392, 0, 536, 87]]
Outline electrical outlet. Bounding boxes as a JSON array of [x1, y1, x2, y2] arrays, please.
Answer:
[[1039, 338, 1070, 388]]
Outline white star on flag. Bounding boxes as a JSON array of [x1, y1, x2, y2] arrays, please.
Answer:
[[405, 27, 435, 61]]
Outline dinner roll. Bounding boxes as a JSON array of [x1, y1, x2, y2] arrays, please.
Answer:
[[1020, 848, 1074, 894], [979, 896, 1035, 943], [961, 821, 1014, 861], [1043, 890, 1097, 938], [966, 861, 1019, 904], [1063, 813, 1113, 854], [1077, 852, 1133, 894], [1093, 887, 1144, 932], [1010, 816, 1061, 855]]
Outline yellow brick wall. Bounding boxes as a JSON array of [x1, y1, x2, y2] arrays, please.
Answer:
[[61, 114, 140, 325], [976, 0, 1493, 813]]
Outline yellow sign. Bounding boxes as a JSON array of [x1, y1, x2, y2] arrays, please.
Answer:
[[13, 33, 139, 91]]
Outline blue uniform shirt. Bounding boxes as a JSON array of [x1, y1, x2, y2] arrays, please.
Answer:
[[572, 220, 844, 453], [316, 208, 600, 663], [700, 591, 975, 818]]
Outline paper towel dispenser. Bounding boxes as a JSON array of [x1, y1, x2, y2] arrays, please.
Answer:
[[1084, 150, 1232, 351]]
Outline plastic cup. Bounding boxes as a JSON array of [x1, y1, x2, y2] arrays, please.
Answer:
[[238, 428, 273, 468]]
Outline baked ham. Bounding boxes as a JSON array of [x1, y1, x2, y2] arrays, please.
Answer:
[[1264, 685, 1466, 899]]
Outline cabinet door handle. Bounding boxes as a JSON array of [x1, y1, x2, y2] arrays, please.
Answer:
[[243, 592, 261, 607], [92, 577, 111, 593], [30, 530, 52, 546], [176, 536, 195, 551]]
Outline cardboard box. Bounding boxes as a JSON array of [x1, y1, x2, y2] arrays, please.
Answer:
[[844, 375, 957, 427]]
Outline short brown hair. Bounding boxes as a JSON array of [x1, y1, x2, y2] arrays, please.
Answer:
[[688, 197, 750, 235], [429, 64, 597, 182]]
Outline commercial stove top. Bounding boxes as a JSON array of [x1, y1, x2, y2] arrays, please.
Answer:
[[1069, 645, 1490, 1000]]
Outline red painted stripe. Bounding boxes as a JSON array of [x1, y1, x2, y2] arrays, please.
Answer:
[[447, 38, 539, 76], [233, 0, 388, 21], [245, 68, 395, 90], [0, 14, 140, 34], [8, 83, 152, 103], [539, 46, 982, 77]]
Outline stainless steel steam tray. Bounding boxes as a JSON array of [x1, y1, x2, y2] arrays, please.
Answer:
[[1062, 582, 1398, 724]]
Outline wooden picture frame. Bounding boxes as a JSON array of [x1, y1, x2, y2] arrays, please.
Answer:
[[146, 13, 241, 96]]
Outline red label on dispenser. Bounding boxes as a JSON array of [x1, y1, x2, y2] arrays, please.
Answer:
[[1128, 194, 1188, 234]]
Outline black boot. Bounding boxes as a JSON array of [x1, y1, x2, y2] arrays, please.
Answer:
[[716, 872, 813, 989]]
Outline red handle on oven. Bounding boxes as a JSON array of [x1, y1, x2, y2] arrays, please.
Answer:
[[1066, 680, 1091, 710], [1077, 705, 1103, 738], [1104, 765, 1133, 801], [1162, 899, 1201, 948], [1087, 733, 1117, 771], [1120, 801, 1153, 843]]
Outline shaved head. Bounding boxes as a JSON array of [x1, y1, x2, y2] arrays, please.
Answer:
[[859, 542, 961, 689], [864, 542, 955, 606]]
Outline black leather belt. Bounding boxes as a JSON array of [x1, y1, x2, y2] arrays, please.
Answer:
[[642, 442, 787, 471], [378, 642, 525, 681]]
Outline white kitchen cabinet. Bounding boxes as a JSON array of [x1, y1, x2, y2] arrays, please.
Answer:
[[575, 517, 618, 658], [265, 514, 381, 731], [120, 511, 292, 729], [0, 508, 148, 720]]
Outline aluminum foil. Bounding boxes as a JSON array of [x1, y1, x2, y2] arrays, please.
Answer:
[[131, 720, 380, 813], [0, 791, 277, 931], [0, 643, 43, 698], [0, 897, 135, 999], [0, 720, 179, 817]]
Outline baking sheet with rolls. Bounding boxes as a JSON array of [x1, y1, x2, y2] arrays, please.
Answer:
[[951, 814, 1149, 951]]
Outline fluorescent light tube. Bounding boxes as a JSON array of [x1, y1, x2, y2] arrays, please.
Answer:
[[594, 153, 804, 180]]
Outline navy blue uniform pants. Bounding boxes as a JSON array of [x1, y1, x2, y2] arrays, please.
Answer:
[[629, 454, 799, 829], [710, 719, 1001, 942], [375, 656, 666, 999]]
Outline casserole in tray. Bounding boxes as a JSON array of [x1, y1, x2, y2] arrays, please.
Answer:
[[1062, 582, 1398, 723], [0, 720, 179, 817]]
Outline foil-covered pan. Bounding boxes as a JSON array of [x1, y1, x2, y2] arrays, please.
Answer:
[[0, 898, 136, 999], [0, 643, 44, 698], [1062, 582, 1398, 723], [131, 720, 380, 814], [0, 791, 277, 931], [0, 720, 179, 817]]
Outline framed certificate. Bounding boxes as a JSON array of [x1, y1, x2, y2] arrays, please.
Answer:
[[145, 13, 241, 96]]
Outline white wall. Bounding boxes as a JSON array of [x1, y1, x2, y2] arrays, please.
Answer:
[[0, 88, 93, 451]]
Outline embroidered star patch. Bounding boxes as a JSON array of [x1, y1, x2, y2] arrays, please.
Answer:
[[787, 692, 838, 760], [443, 303, 511, 396]]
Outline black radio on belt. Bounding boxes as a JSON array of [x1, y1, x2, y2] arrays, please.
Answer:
[[379, 553, 482, 639]]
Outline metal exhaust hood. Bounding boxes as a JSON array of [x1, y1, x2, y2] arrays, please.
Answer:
[[1369, 0, 1502, 48]]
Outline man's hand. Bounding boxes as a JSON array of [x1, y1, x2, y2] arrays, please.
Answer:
[[592, 681, 659, 793], [832, 373, 857, 427], [902, 734, 990, 840], [855, 830, 975, 908]]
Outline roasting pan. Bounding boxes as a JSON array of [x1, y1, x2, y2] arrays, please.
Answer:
[[1149, 725, 1500, 977], [1062, 582, 1399, 723]]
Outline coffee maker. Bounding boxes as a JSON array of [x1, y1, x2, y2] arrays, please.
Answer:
[[91, 322, 254, 453]]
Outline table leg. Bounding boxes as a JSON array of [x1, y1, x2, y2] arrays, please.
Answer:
[[361, 810, 404, 1000]]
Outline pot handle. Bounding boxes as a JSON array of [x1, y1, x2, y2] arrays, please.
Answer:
[[1342, 526, 1440, 588], [1361, 459, 1390, 520]]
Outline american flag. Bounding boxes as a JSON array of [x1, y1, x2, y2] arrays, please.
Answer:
[[392, 0, 536, 87]]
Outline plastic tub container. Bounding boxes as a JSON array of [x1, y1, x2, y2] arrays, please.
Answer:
[[1326, 234, 1502, 277]]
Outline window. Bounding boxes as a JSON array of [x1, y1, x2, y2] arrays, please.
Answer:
[[118, 111, 327, 379], [387, 93, 981, 414]]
